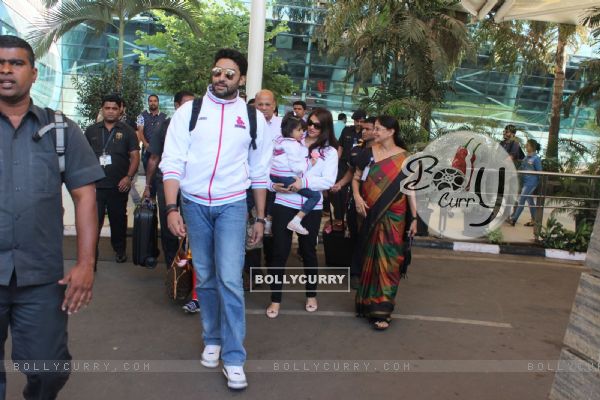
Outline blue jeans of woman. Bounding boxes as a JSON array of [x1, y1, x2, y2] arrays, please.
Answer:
[[182, 197, 247, 367], [512, 183, 537, 222]]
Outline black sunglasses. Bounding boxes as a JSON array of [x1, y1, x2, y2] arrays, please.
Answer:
[[307, 120, 322, 130], [211, 67, 237, 80]]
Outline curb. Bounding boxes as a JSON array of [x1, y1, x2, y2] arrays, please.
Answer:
[[413, 238, 585, 262]]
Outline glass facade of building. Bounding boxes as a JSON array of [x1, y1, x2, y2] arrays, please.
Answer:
[[1, 0, 599, 148]]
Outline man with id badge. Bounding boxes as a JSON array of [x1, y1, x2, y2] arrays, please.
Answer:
[[85, 94, 140, 264]]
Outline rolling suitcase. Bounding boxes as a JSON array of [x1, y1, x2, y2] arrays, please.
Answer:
[[322, 204, 352, 268], [133, 200, 159, 268]]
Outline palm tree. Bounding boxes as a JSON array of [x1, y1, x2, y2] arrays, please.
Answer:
[[319, 0, 470, 133], [29, 0, 201, 90], [547, 23, 578, 162], [475, 19, 583, 167]]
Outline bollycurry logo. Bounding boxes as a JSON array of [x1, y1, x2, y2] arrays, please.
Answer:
[[400, 131, 519, 240]]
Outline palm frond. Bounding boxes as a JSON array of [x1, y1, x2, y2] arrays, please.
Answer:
[[28, 0, 114, 57], [125, 0, 201, 36]]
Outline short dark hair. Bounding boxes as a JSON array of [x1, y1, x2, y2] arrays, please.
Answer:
[[214, 49, 248, 76], [527, 138, 541, 153], [101, 94, 123, 107], [148, 94, 159, 102], [0, 35, 35, 67], [338, 113, 347, 121], [505, 124, 517, 134], [174, 90, 194, 105], [364, 116, 377, 125], [293, 100, 307, 110]]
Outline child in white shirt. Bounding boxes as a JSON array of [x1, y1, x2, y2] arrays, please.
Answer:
[[270, 115, 320, 235]]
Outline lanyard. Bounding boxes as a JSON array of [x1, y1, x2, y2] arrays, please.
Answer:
[[102, 127, 116, 154]]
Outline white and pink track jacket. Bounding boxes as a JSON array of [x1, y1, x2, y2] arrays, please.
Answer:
[[270, 136, 310, 178], [160, 87, 272, 206], [269, 145, 338, 211]]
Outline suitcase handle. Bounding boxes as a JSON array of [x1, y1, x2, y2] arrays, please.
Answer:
[[139, 198, 155, 209]]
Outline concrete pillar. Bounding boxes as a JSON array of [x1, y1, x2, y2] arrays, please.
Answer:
[[550, 208, 600, 399], [246, 0, 266, 100]]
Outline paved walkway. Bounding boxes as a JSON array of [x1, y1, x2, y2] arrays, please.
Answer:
[[5, 237, 586, 399]]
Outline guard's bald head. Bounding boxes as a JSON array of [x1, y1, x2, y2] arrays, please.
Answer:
[[255, 89, 277, 121]]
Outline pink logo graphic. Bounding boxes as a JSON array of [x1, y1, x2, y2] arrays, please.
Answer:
[[235, 116, 246, 129]]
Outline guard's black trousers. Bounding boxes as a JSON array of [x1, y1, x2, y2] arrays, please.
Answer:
[[96, 188, 129, 256], [0, 275, 70, 400]]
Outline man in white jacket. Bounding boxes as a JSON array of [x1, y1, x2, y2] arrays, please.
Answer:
[[160, 49, 272, 390]]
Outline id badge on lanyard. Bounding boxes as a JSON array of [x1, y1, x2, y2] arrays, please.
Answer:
[[99, 152, 112, 167], [100, 129, 115, 167]]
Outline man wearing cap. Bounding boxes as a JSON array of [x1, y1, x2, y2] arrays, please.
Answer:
[[330, 110, 366, 221]]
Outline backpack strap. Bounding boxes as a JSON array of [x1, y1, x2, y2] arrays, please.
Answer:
[[33, 108, 68, 173], [54, 111, 66, 173], [188, 97, 203, 132], [246, 104, 257, 150]]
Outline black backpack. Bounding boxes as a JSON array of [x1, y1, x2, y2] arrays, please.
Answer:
[[188, 97, 257, 150]]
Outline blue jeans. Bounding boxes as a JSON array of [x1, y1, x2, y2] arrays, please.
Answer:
[[270, 175, 321, 215], [182, 198, 247, 366], [512, 183, 537, 222]]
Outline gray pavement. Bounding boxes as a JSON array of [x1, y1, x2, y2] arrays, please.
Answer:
[[5, 237, 587, 400]]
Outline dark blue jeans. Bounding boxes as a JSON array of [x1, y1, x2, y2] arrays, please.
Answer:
[[269, 175, 321, 215]]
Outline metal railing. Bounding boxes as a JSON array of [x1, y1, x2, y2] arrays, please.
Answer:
[[515, 170, 600, 239]]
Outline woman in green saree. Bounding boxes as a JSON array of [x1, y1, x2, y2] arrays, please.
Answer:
[[353, 116, 418, 330]]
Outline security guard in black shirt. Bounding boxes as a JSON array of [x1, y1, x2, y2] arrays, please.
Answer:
[[0, 35, 104, 399], [85, 94, 140, 263], [330, 109, 366, 221]]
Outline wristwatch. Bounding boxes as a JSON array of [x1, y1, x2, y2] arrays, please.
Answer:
[[127, 175, 135, 181], [255, 218, 267, 225]]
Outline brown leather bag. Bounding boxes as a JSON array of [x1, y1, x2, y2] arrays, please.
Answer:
[[165, 237, 194, 301]]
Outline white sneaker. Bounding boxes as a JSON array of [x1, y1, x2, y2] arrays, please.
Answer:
[[287, 219, 309, 235], [222, 365, 248, 390], [201, 345, 221, 368], [264, 219, 272, 236]]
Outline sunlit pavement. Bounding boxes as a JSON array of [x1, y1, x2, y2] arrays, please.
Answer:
[[5, 236, 586, 400]]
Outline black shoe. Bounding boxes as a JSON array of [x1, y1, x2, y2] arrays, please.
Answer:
[[116, 253, 127, 263]]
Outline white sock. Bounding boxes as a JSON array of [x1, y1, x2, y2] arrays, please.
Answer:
[[292, 215, 302, 224]]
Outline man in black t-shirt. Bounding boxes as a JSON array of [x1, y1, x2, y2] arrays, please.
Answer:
[[330, 109, 366, 221], [85, 94, 140, 263]]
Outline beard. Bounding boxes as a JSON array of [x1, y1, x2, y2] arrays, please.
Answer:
[[211, 81, 239, 99]]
